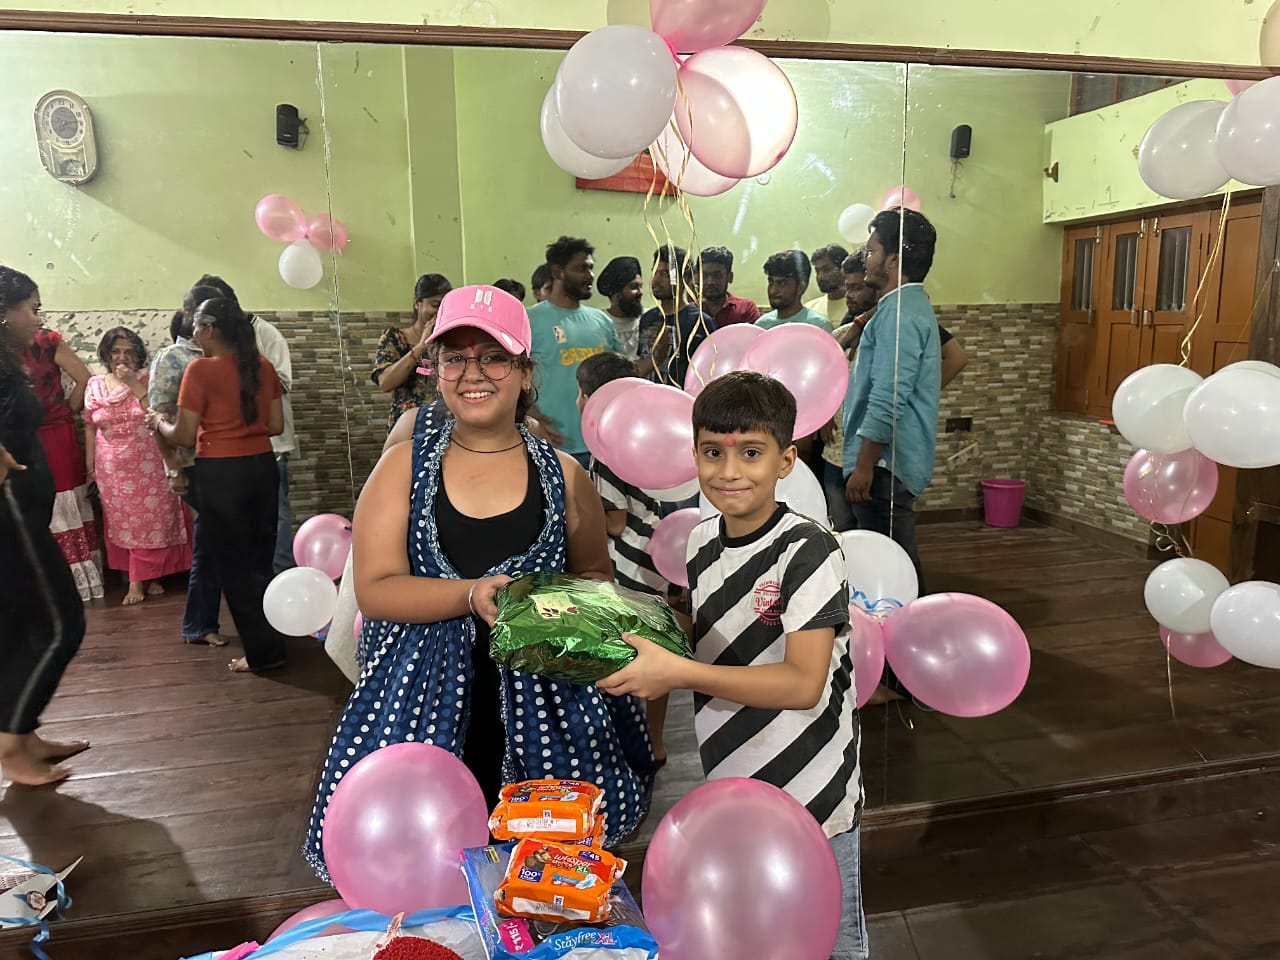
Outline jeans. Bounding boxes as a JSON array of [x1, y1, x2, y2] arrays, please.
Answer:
[[824, 461, 856, 532], [273, 453, 295, 575], [181, 470, 222, 642], [192, 454, 290, 668], [848, 466, 924, 593], [830, 826, 870, 960]]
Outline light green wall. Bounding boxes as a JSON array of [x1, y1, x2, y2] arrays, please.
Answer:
[[1044, 79, 1246, 223], [3, 0, 1267, 67], [453, 51, 1068, 305], [903, 66, 1070, 304]]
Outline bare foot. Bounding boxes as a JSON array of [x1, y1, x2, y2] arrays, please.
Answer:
[[228, 657, 286, 674], [146, 581, 165, 596], [27, 734, 90, 762], [123, 582, 146, 606], [203, 633, 228, 647], [0, 751, 70, 787]]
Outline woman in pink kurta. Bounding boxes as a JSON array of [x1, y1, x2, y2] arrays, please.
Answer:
[[84, 327, 191, 605]]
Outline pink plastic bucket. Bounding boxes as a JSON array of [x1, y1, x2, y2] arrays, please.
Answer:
[[982, 478, 1027, 528]]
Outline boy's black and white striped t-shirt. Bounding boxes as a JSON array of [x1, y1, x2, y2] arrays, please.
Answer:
[[686, 506, 862, 837], [591, 460, 667, 595]]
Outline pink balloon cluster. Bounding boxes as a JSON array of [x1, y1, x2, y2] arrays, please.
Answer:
[[254, 194, 350, 251]]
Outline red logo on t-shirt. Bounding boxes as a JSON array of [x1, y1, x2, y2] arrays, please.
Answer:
[[752, 580, 783, 626]]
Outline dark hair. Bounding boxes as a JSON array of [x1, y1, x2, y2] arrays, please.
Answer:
[[692, 370, 796, 451], [531, 263, 553, 292], [763, 250, 812, 287], [652, 245, 689, 276], [868, 208, 937, 283], [841, 248, 868, 275], [168, 310, 185, 343], [699, 246, 734, 272], [195, 274, 238, 304], [492, 278, 526, 302], [180, 284, 224, 340], [0, 266, 38, 415], [576, 351, 638, 397], [97, 326, 148, 370], [545, 236, 594, 269], [811, 243, 850, 268], [194, 297, 262, 426], [597, 257, 643, 298], [414, 274, 453, 302]]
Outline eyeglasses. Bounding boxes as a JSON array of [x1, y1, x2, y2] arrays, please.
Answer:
[[436, 351, 517, 382]]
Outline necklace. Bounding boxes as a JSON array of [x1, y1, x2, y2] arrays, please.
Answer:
[[450, 435, 523, 454]]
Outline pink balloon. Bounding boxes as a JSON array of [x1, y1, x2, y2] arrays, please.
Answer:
[[597, 383, 697, 490], [652, 113, 740, 198], [323, 743, 489, 915], [1225, 79, 1258, 96], [650, 508, 702, 587], [266, 898, 351, 942], [675, 47, 798, 180], [582, 376, 649, 462], [848, 607, 886, 709], [1123, 448, 1219, 525], [879, 186, 923, 213], [255, 194, 307, 242], [293, 514, 353, 581], [307, 214, 349, 252], [642, 778, 841, 960], [683, 323, 763, 395], [649, 0, 767, 52], [741, 324, 849, 439], [882, 593, 1030, 717], [1161, 626, 1233, 668]]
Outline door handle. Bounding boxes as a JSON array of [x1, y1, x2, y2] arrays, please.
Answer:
[[1130, 308, 1138, 326], [1143, 309, 1152, 326]]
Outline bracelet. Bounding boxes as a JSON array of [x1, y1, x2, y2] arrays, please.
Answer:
[[467, 580, 479, 615]]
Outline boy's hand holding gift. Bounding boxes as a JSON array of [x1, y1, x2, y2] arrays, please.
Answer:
[[597, 632, 692, 701]]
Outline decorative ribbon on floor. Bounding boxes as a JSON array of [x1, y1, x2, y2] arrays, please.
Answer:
[[0, 854, 73, 960]]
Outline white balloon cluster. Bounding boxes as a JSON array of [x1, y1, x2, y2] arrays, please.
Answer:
[[1138, 77, 1280, 199], [1117, 360, 1280, 669]]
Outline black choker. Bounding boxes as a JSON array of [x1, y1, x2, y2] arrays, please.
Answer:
[[450, 436, 523, 454]]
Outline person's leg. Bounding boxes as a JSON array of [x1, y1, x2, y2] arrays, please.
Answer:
[[181, 472, 224, 645], [824, 461, 856, 533], [883, 469, 923, 595], [829, 826, 870, 960], [646, 695, 669, 765], [273, 452, 295, 575], [195, 457, 288, 671]]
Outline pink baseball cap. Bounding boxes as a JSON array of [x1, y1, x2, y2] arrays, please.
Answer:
[[427, 284, 531, 356]]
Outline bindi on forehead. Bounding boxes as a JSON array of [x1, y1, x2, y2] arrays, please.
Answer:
[[724, 436, 737, 447]]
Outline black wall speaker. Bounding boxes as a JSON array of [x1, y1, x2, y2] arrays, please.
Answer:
[[276, 103, 303, 148], [951, 124, 973, 160]]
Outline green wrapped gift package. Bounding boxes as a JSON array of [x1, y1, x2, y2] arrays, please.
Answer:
[[490, 573, 693, 684]]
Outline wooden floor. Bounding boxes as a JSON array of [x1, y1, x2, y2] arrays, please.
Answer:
[[6, 519, 1280, 956]]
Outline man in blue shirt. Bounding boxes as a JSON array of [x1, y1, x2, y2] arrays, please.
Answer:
[[528, 236, 622, 467], [843, 209, 941, 591]]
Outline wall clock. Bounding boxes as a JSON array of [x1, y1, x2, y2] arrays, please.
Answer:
[[33, 90, 99, 186]]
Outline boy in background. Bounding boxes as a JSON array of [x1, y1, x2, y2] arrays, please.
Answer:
[[599, 370, 866, 960], [576, 351, 672, 766]]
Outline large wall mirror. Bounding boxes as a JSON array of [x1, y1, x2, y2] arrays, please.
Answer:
[[1, 20, 1277, 958]]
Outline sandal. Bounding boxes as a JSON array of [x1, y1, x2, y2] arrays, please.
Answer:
[[185, 633, 229, 647]]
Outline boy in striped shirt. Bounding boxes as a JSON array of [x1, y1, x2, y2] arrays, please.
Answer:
[[599, 371, 866, 960]]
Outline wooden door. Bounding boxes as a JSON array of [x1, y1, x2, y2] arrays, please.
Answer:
[[1055, 225, 1100, 413], [1186, 199, 1263, 574], [1140, 210, 1210, 367], [1091, 217, 1148, 416]]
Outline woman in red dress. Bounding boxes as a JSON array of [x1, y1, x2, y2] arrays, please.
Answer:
[[25, 311, 102, 601]]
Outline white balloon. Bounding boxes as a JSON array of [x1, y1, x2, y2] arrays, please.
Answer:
[[1136, 101, 1230, 200], [1112, 364, 1203, 453], [264, 567, 338, 636], [1183, 366, 1280, 469], [278, 239, 324, 290], [1215, 76, 1280, 187], [556, 26, 677, 160], [837, 203, 875, 244], [540, 85, 635, 179], [1220, 359, 1280, 379], [839, 530, 919, 612], [1144, 558, 1229, 635], [1210, 580, 1280, 669], [652, 114, 739, 197], [697, 460, 827, 525]]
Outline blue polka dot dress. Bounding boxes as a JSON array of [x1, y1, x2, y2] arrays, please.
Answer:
[[303, 413, 657, 882]]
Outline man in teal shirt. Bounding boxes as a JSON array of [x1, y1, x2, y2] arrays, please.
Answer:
[[528, 235, 622, 466], [755, 250, 833, 332], [843, 209, 941, 592]]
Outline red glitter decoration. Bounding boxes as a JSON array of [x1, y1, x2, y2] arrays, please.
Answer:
[[370, 936, 465, 960]]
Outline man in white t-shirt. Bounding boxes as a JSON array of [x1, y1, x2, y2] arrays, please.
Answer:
[[805, 243, 852, 329]]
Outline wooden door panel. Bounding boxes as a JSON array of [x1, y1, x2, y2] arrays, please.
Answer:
[[1092, 220, 1146, 416], [1056, 227, 1099, 413]]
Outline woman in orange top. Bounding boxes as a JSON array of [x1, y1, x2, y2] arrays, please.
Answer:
[[154, 297, 290, 673]]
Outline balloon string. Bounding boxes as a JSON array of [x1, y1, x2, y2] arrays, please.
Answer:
[[1178, 190, 1231, 369], [1150, 521, 1192, 559]]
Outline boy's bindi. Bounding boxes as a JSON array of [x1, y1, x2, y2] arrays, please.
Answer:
[[724, 436, 737, 447]]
